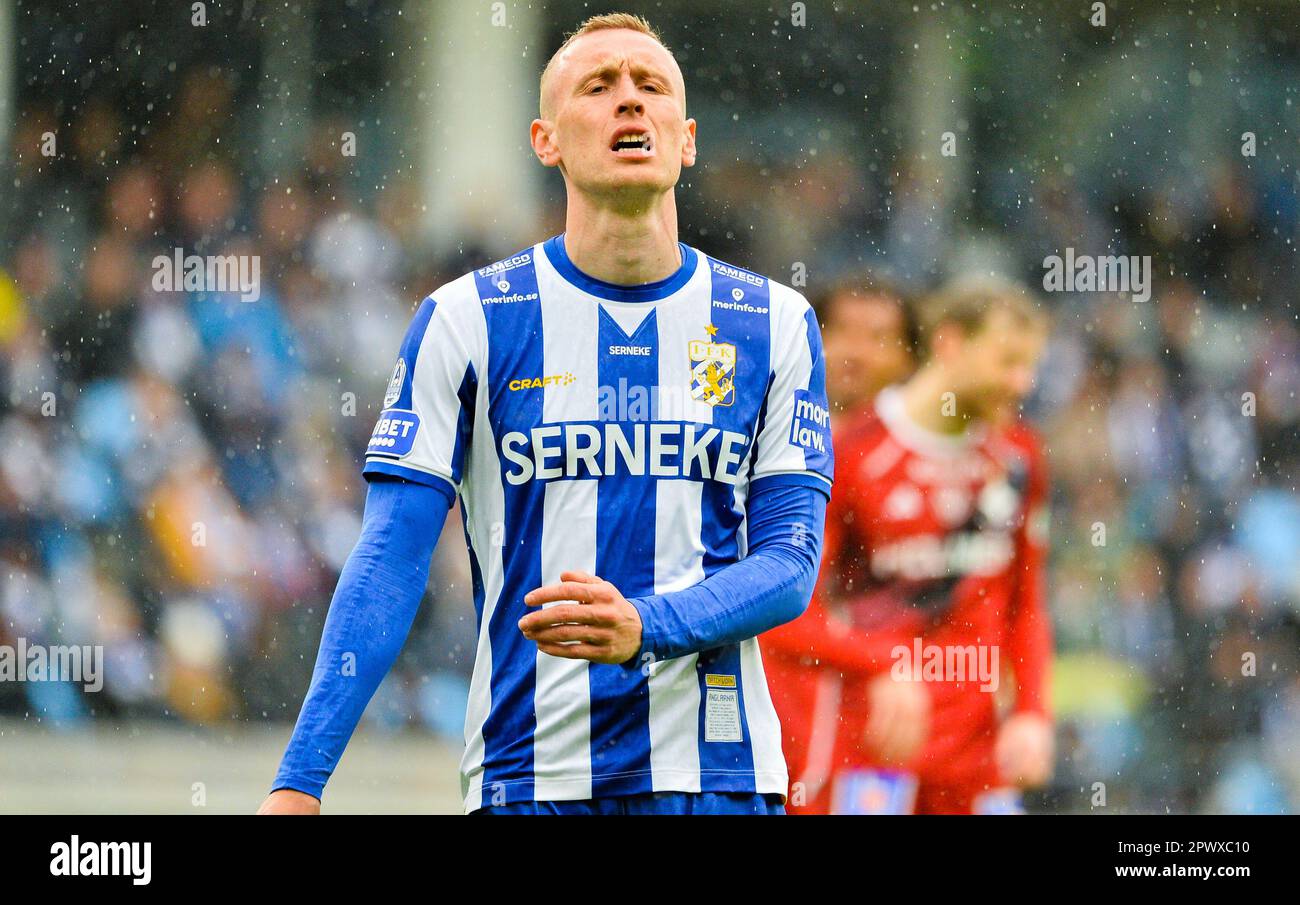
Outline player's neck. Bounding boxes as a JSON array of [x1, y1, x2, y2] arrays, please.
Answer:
[[899, 367, 976, 437], [562, 192, 682, 286]]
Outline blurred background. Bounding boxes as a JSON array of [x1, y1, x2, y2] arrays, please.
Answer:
[[0, 0, 1296, 813]]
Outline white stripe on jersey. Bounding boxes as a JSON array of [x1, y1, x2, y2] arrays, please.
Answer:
[[452, 273, 496, 814], [531, 291, 601, 799], [648, 478, 706, 792], [534, 478, 596, 799], [753, 282, 830, 487], [739, 637, 788, 791], [406, 285, 475, 483]]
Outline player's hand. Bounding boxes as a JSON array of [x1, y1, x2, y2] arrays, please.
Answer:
[[256, 789, 321, 815], [519, 570, 643, 665], [862, 673, 930, 765], [995, 712, 1055, 789]]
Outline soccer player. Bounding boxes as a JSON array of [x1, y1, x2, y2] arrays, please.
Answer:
[[764, 277, 1053, 814], [258, 13, 833, 815]]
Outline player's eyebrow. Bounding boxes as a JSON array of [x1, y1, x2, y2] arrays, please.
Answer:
[[574, 58, 676, 94]]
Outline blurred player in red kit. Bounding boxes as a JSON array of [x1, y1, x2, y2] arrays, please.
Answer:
[[763, 277, 1054, 814]]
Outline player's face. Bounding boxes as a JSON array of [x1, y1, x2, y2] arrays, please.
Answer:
[[534, 29, 697, 199], [823, 293, 912, 410], [953, 308, 1046, 421]]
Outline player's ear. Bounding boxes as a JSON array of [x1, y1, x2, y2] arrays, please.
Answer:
[[681, 118, 697, 168], [531, 119, 561, 168]]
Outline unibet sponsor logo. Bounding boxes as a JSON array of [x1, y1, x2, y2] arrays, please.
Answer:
[[368, 409, 421, 458], [509, 372, 575, 391], [500, 421, 751, 485]]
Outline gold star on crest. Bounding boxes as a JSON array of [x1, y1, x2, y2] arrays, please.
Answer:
[[704, 323, 718, 337]]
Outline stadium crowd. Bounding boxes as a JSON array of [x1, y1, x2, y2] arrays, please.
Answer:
[[1, 61, 1296, 814]]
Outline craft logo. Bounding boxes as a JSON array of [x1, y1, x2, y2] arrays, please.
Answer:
[[509, 372, 575, 391]]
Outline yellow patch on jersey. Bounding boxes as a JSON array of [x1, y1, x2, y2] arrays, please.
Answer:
[[688, 334, 736, 407], [508, 372, 575, 391]]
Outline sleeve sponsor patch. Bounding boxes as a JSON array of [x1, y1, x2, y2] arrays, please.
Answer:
[[788, 388, 831, 455], [367, 408, 421, 458], [383, 358, 407, 407]]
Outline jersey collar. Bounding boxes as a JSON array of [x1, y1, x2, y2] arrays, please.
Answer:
[[875, 385, 987, 457], [543, 233, 697, 303]]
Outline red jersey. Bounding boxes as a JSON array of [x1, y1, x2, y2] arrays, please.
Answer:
[[763, 386, 1052, 808]]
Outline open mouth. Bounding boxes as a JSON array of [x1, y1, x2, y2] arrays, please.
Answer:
[[611, 132, 654, 156]]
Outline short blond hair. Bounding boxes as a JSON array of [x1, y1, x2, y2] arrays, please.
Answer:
[[540, 13, 672, 118], [915, 276, 1046, 357]]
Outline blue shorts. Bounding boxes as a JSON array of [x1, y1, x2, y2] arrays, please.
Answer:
[[470, 791, 785, 815]]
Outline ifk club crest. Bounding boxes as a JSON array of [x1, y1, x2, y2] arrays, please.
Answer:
[[689, 324, 736, 407]]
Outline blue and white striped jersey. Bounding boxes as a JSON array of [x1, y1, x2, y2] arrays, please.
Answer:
[[363, 234, 833, 812]]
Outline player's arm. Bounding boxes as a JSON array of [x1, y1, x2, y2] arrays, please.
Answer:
[[1004, 434, 1053, 717], [260, 475, 452, 812], [995, 432, 1055, 788], [262, 289, 480, 812]]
